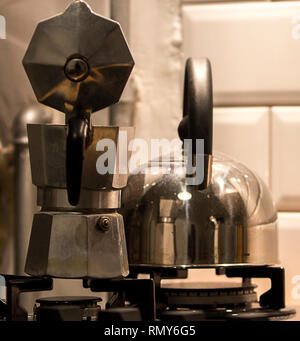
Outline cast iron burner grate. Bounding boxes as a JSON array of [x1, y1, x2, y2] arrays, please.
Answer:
[[157, 282, 296, 321], [0, 266, 296, 321]]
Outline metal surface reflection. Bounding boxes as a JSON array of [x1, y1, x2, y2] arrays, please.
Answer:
[[122, 153, 278, 268]]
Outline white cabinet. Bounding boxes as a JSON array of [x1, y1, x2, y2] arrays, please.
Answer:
[[183, 2, 300, 106]]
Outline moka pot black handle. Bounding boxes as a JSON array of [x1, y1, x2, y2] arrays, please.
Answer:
[[66, 116, 89, 206]]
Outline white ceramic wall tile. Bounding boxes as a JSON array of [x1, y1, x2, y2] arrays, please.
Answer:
[[213, 107, 269, 186], [278, 213, 300, 307], [182, 0, 270, 3], [272, 107, 300, 211], [182, 2, 300, 106]]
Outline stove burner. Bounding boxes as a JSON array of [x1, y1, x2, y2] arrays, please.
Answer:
[[36, 296, 101, 306], [35, 296, 101, 321], [159, 307, 296, 321], [223, 308, 296, 321], [160, 282, 257, 308], [159, 309, 205, 321]]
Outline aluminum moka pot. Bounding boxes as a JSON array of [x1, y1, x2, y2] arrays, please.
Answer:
[[22, 1, 135, 279], [121, 58, 278, 269]]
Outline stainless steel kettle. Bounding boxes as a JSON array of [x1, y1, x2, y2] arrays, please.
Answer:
[[121, 58, 278, 269]]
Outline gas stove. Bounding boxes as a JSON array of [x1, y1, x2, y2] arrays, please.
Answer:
[[0, 266, 295, 321], [2, 1, 296, 326]]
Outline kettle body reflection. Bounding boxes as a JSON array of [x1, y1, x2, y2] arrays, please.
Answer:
[[122, 153, 278, 268]]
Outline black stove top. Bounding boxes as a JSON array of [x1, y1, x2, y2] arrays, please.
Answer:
[[0, 266, 296, 321]]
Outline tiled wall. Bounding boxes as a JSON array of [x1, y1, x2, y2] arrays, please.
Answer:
[[182, 1, 300, 305]]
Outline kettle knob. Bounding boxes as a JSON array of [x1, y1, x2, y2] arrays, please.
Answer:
[[66, 116, 89, 206]]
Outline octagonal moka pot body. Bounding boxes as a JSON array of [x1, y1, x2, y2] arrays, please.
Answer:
[[25, 124, 134, 279], [27, 124, 134, 205], [121, 58, 278, 269]]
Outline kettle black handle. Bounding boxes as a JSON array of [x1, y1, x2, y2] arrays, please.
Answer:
[[178, 58, 213, 155], [66, 116, 89, 206]]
